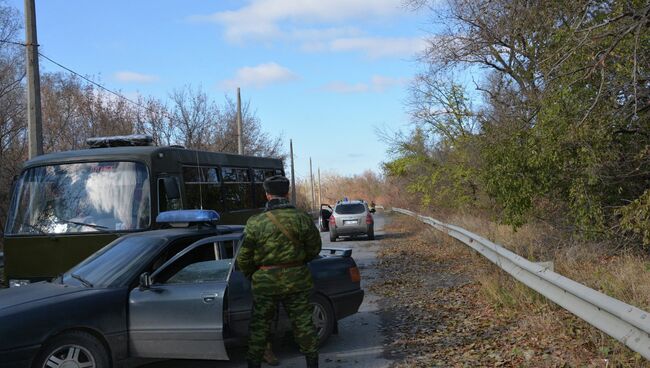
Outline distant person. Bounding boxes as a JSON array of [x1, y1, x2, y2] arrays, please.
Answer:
[[237, 175, 322, 368]]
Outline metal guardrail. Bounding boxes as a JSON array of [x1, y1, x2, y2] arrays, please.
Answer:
[[393, 208, 650, 360]]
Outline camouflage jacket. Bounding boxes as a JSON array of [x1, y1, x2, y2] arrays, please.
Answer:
[[236, 198, 322, 295]]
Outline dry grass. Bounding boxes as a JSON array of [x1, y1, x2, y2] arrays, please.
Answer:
[[444, 211, 650, 312], [428, 211, 650, 366]]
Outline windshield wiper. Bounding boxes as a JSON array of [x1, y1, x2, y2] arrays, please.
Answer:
[[59, 220, 120, 238], [61, 220, 109, 230], [71, 273, 94, 288]]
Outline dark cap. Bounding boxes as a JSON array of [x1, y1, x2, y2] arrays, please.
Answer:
[[263, 175, 290, 196]]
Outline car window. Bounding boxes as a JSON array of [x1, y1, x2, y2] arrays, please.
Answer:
[[64, 236, 166, 288], [166, 259, 231, 284], [154, 239, 237, 284], [335, 203, 366, 214]]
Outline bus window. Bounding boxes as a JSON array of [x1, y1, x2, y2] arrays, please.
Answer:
[[182, 166, 224, 213], [158, 177, 182, 212], [252, 168, 277, 208], [222, 167, 253, 211]]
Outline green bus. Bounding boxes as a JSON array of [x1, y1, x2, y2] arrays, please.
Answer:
[[3, 136, 284, 287]]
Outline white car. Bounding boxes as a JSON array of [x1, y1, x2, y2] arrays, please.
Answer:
[[328, 200, 375, 242]]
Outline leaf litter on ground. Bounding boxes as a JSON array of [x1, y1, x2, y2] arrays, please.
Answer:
[[370, 215, 649, 368]]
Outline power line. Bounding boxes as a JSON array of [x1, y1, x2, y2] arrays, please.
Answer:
[[0, 39, 27, 47], [0, 38, 171, 119], [38, 52, 167, 118]]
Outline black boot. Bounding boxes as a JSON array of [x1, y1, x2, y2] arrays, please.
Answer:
[[306, 354, 319, 368], [247, 360, 261, 368]]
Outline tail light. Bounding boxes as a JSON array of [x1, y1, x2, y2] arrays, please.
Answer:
[[329, 215, 336, 225], [349, 266, 361, 283], [366, 213, 373, 224]]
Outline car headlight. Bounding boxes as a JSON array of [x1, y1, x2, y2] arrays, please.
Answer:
[[9, 279, 30, 288]]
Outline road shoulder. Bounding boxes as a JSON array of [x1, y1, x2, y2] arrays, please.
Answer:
[[370, 213, 635, 367]]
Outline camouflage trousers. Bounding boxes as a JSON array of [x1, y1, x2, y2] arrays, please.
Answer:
[[246, 290, 318, 362]]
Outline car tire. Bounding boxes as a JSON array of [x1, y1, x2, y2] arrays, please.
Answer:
[[329, 230, 337, 242], [310, 294, 335, 346], [33, 330, 110, 368], [367, 225, 375, 240]]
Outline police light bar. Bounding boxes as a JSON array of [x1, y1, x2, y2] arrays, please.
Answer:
[[156, 210, 220, 225]]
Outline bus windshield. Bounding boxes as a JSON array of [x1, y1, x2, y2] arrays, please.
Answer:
[[6, 161, 151, 235]]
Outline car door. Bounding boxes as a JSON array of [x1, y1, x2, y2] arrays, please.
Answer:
[[128, 233, 243, 360]]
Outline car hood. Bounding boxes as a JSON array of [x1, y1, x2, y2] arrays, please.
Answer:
[[0, 282, 89, 312]]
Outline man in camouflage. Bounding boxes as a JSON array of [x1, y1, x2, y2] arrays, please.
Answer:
[[237, 175, 322, 368]]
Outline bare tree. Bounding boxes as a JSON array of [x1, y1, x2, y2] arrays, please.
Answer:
[[41, 73, 137, 151], [212, 96, 285, 159], [0, 1, 25, 240], [169, 85, 219, 150], [133, 95, 175, 146]]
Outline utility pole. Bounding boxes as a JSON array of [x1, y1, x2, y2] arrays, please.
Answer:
[[236, 87, 243, 155], [318, 167, 322, 206], [25, 0, 43, 158], [290, 139, 296, 205], [309, 157, 315, 213]]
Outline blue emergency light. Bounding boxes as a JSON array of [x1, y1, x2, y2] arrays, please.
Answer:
[[156, 210, 220, 225]]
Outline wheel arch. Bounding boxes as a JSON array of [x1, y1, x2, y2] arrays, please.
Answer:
[[37, 327, 114, 368]]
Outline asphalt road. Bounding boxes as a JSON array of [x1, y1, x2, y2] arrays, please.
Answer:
[[141, 212, 391, 368]]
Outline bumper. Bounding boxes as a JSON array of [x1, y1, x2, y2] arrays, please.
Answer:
[[0, 344, 40, 368], [333, 224, 369, 236], [330, 289, 364, 320]]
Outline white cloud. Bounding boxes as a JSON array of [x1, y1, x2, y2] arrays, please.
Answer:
[[220, 62, 299, 90], [290, 26, 362, 42], [328, 37, 428, 58], [189, 0, 405, 43], [321, 81, 370, 94], [114, 71, 159, 83], [320, 75, 407, 94], [370, 75, 409, 91]]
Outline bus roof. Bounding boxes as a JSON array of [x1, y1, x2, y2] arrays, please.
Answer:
[[22, 146, 284, 170]]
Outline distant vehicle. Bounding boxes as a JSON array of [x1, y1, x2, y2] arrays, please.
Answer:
[[318, 204, 333, 232], [0, 210, 364, 368], [3, 135, 284, 287], [328, 200, 376, 242]]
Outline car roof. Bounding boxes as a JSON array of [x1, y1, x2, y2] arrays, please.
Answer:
[[117, 225, 244, 243], [336, 200, 366, 206]]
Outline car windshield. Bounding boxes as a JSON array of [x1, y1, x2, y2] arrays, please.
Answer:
[[62, 236, 166, 288], [6, 161, 151, 235], [335, 203, 366, 214]]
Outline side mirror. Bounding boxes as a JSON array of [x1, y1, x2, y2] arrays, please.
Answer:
[[139, 272, 152, 289], [163, 177, 181, 200], [370, 208, 376, 213]]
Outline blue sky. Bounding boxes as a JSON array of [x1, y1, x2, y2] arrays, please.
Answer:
[[9, 0, 434, 178]]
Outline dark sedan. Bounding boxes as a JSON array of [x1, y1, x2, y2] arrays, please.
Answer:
[[0, 215, 364, 368]]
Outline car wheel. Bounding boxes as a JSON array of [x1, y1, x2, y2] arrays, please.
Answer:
[[311, 294, 335, 346], [33, 331, 109, 368], [329, 230, 337, 242], [367, 225, 375, 240]]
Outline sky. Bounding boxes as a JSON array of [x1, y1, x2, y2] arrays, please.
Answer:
[[9, 0, 435, 179]]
